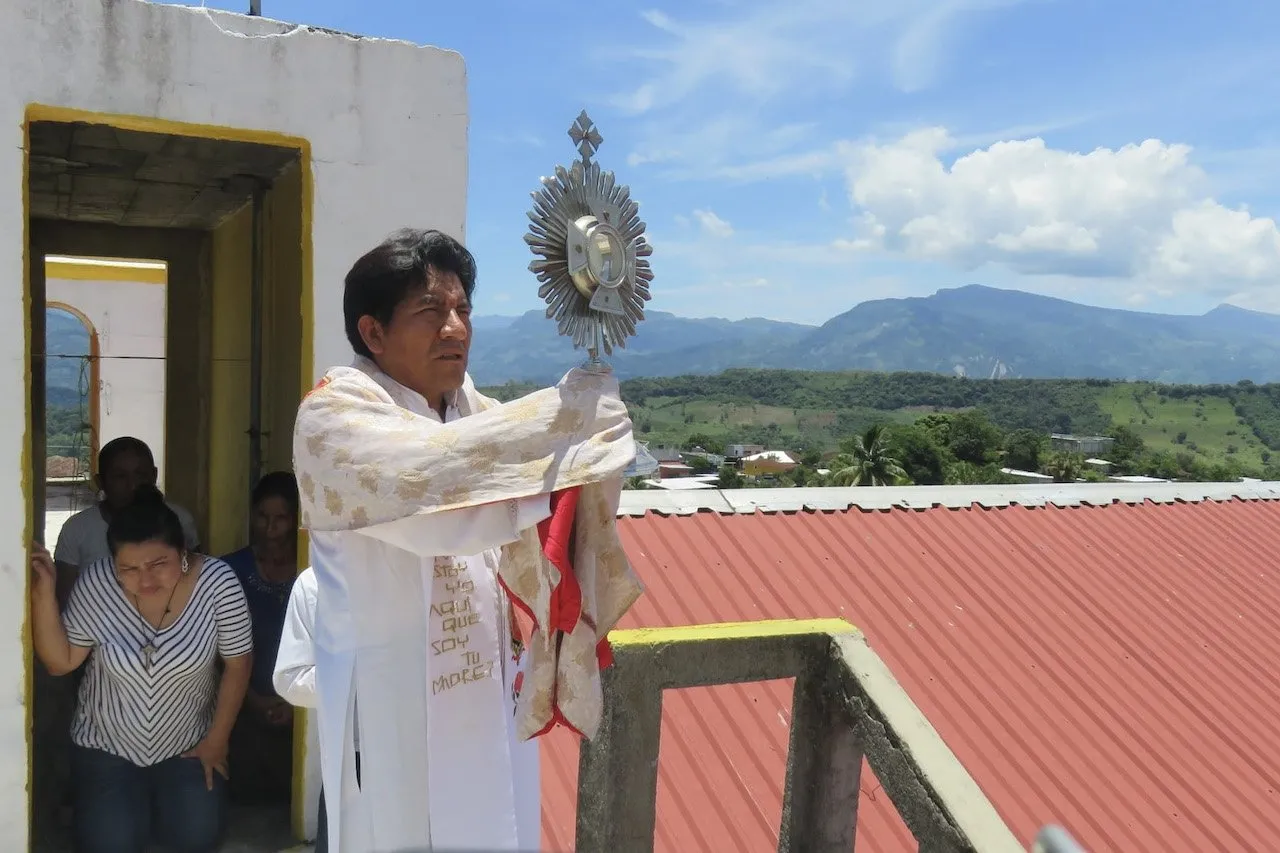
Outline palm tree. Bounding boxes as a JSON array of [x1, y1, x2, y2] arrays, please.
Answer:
[[828, 425, 909, 486], [1041, 452, 1084, 483]]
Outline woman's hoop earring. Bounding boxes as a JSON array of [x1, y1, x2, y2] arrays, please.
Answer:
[[181, 554, 191, 575]]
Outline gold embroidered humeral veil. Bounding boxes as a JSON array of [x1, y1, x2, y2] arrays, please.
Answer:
[[293, 360, 643, 740]]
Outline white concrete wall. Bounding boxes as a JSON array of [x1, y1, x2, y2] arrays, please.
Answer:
[[46, 278, 169, 486], [2, 2, 468, 846]]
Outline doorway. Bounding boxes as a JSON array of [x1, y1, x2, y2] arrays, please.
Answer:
[[26, 108, 314, 852], [44, 256, 171, 550]]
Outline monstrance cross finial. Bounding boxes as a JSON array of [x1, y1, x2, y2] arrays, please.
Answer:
[[568, 111, 603, 162]]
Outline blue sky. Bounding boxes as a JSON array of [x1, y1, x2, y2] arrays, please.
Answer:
[[170, 0, 1280, 324]]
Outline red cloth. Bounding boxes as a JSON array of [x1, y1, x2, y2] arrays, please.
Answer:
[[504, 487, 615, 739]]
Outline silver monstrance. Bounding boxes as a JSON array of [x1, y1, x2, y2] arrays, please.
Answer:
[[525, 111, 657, 474], [525, 111, 653, 372]]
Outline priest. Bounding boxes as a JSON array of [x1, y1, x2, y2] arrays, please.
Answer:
[[292, 228, 643, 852]]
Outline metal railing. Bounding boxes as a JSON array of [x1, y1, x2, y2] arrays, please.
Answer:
[[576, 619, 1085, 853]]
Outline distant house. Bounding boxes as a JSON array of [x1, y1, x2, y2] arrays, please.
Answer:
[[682, 452, 725, 470], [640, 475, 720, 491], [1051, 433, 1115, 457], [1001, 467, 1055, 483], [726, 444, 764, 460], [648, 444, 684, 464], [658, 461, 695, 479], [742, 451, 797, 477]]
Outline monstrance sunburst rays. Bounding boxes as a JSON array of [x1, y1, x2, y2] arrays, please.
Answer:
[[525, 111, 652, 363]]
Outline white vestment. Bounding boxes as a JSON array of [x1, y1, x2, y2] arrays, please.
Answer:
[[309, 386, 543, 852]]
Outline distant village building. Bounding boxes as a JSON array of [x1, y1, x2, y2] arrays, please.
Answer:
[[648, 444, 684, 464], [1051, 433, 1115, 457], [742, 451, 798, 477], [1000, 467, 1055, 483], [640, 475, 719, 491], [658, 461, 695, 479], [727, 443, 764, 460]]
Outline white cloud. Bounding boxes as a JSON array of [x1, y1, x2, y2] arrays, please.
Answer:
[[692, 209, 734, 238], [608, 1, 1030, 178], [610, 2, 860, 116], [839, 127, 1280, 296]]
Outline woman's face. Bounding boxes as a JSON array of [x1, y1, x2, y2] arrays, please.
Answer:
[[252, 495, 296, 551], [114, 540, 184, 598]]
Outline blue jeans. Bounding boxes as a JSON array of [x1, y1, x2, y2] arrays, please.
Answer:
[[71, 745, 227, 853]]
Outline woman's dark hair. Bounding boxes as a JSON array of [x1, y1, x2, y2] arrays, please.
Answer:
[[106, 485, 185, 556], [98, 436, 156, 476], [343, 228, 478, 358], [252, 471, 300, 520]]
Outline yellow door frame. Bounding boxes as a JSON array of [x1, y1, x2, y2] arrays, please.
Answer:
[[23, 104, 316, 842]]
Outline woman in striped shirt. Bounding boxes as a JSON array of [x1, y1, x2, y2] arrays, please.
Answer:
[[31, 486, 254, 853]]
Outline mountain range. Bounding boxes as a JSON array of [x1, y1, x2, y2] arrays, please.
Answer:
[[44, 285, 1280, 393], [467, 285, 1280, 385]]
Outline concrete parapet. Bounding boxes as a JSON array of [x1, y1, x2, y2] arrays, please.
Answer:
[[576, 619, 1027, 853]]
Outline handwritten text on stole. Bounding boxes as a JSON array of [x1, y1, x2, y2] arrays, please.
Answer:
[[430, 558, 496, 695]]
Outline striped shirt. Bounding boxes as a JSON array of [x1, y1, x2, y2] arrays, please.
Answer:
[[64, 556, 254, 767]]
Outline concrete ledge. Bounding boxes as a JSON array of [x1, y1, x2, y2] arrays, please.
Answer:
[[578, 620, 1027, 853], [609, 619, 856, 690], [834, 633, 1023, 853]]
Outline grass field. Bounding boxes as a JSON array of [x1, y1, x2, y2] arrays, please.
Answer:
[[626, 382, 1273, 477], [1097, 386, 1269, 471], [477, 370, 1280, 478], [631, 399, 919, 451]]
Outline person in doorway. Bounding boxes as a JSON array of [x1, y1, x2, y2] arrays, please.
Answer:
[[30, 485, 253, 853], [292, 228, 642, 852], [55, 436, 201, 603], [273, 566, 350, 853], [37, 437, 201, 843], [223, 470, 301, 805]]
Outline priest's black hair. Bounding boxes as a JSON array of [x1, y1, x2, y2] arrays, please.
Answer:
[[343, 228, 478, 359]]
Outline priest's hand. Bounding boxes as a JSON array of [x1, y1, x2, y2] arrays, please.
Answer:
[[562, 366, 622, 398], [183, 734, 231, 790]]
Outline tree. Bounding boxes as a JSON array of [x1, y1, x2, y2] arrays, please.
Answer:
[[945, 461, 983, 485], [1003, 429, 1047, 472], [790, 466, 813, 487], [915, 413, 953, 447], [888, 424, 947, 485], [718, 464, 743, 489], [1105, 424, 1146, 473], [683, 433, 725, 455], [947, 410, 1004, 466], [686, 455, 718, 475], [829, 425, 908, 486], [1042, 453, 1085, 483]]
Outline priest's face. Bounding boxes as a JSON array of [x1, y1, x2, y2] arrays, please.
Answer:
[[362, 267, 472, 408]]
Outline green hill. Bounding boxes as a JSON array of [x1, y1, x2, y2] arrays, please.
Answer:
[[549, 369, 1280, 480]]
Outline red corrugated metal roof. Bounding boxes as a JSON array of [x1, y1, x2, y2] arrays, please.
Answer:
[[539, 496, 1280, 852]]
